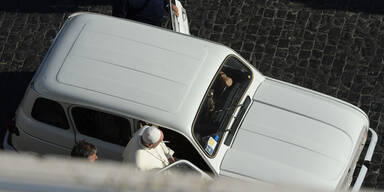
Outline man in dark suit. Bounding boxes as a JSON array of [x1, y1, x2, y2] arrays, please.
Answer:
[[112, 0, 179, 26]]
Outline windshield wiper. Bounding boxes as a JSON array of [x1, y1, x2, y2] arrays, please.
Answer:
[[215, 103, 243, 114], [215, 103, 243, 133], [224, 96, 251, 146]]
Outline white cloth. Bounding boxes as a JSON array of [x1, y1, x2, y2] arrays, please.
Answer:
[[122, 126, 174, 171]]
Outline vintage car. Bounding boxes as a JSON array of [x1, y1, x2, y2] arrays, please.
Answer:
[[3, 12, 377, 191]]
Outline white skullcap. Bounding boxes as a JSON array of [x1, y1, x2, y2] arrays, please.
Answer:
[[142, 126, 161, 145]]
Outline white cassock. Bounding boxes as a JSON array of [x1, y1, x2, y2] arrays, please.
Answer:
[[122, 126, 174, 171]]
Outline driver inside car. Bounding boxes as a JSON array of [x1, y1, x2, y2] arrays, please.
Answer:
[[197, 71, 234, 137], [204, 71, 234, 114], [213, 71, 233, 100], [210, 71, 234, 120]]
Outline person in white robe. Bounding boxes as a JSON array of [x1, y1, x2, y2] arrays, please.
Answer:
[[122, 125, 175, 171]]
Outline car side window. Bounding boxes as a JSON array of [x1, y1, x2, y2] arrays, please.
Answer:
[[71, 107, 132, 146], [31, 98, 69, 130]]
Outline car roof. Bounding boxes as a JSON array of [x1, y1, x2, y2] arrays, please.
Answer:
[[32, 12, 236, 135]]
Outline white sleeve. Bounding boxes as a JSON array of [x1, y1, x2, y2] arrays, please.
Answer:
[[135, 151, 151, 171], [160, 142, 174, 158]]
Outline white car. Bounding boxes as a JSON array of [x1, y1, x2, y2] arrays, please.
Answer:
[[4, 12, 377, 191]]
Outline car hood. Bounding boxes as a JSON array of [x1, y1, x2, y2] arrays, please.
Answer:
[[220, 78, 368, 190]]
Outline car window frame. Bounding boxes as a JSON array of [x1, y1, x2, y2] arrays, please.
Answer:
[[30, 97, 71, 130], [68, 105, 136, 146]]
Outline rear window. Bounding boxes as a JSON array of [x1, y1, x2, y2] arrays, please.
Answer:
[[193, 56, 252, 157], [31, 98, 69, 129]]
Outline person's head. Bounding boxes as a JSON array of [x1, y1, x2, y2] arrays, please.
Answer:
[[71, 140, 98, 163], [219, 71, 233, 87], [141, 126, 164, 149]]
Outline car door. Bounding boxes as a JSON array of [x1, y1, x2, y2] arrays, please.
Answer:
[[158, 160, 212, 180], [170, 0, 190, 35], [70, 106, 134, 161]]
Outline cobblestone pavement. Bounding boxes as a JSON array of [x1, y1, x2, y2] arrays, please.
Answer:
[[0, 0, 384, 189]]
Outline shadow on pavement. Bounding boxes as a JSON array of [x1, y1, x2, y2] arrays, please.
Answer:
[[0, 72, 35, 148], [0, 0, 112, 13]]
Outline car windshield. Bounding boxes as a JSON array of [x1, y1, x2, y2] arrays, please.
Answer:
[[193, 56, 252, 157]]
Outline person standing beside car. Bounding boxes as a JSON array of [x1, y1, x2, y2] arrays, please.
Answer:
[[122, 125, 175, 171], [112, 0, 179, 26]]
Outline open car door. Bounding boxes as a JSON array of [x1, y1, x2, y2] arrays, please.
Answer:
[[158, 160, 212, 180], [170, 0, 190, 35]]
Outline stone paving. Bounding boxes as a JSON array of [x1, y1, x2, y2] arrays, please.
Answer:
[[0, 0, 384, 189]]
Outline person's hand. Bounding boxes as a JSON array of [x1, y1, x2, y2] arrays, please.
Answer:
[[172, 4, 179, 17], [168, 156, 176, 164]]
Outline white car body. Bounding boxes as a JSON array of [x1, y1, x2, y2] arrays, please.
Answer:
[[4, 12, 377, 191]]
